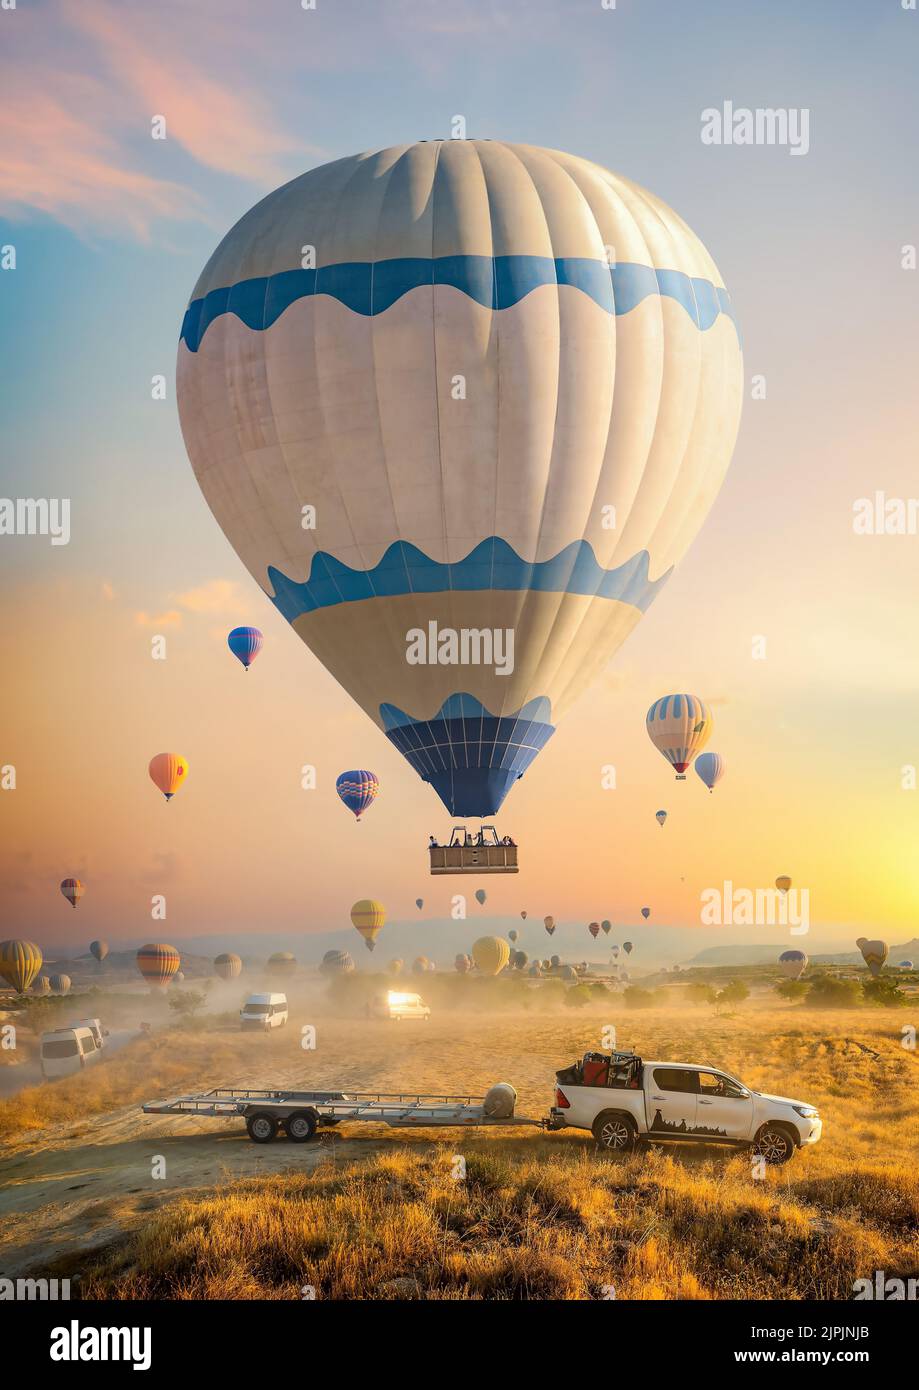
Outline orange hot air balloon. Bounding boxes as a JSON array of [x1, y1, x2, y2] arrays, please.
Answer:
[[351, 899, 386, 952], [148, 753, 189, 801], [60, 878, 84, 908], [775, 875, 792, 895], [137, 943, 181, 988], [588, 921, 600, 939]]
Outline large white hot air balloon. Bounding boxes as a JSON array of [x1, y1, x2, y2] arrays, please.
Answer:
[[177, 142, 743, 817]]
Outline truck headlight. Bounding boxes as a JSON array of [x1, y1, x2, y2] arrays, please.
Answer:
[[792, 1105, 818, 1119]]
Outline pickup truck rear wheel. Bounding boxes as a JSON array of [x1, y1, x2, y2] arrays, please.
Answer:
[[592, 1111, 637, 1153], [285, 1110, 318, 1142], [754, 1123, 796, 1165], [246, 1112, 279, 1143]]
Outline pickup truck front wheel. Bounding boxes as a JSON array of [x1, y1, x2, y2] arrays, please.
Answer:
[[592, 1111, 637, 1154], [753, 1123, 796, 1165]]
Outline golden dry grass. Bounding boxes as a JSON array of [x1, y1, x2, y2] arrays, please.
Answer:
[[61, 1139, 918, 1301], [10, 997, 917, 1300]]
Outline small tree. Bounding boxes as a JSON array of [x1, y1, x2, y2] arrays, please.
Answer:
[[719, 980, 749, 1006], [623, 986, 660, 1009], [862, 976, 905, 1007], [806, 974, 862, 1008], [167, 987, 209, 1023], [774, 979, 808, 1002], [563, 983, 593, 1008], [687, 982, 717, 1006]]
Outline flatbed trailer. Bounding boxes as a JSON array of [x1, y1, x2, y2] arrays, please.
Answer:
[[142, 1087, 546, 1143]]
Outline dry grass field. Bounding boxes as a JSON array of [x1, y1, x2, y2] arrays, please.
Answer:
[[1, 995, 916, 1299]]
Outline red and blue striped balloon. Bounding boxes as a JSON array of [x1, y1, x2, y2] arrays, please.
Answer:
[[227, 626, 263, 670], [335, 769, 379, 822]]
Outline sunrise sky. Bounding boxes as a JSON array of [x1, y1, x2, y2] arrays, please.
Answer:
[[2, 0, 918, 956]]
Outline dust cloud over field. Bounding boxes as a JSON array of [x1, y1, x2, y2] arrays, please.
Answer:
[[1, 996, 916, 1298]]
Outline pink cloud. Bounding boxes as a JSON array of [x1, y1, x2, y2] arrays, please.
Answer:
[[0, 84, 200, 241], [0, 1, 312, 240], [71, 3, 307, 186]]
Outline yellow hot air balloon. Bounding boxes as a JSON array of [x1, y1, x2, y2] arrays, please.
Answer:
[[471, 936, 510, 976], [148, 753, 189, 801], [0, 940, 43, 994], [775, 875, 792, 894], [351, 898, 386, 953]]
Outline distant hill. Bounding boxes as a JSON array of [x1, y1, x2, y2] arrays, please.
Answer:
[[686, 938, 919, 968]]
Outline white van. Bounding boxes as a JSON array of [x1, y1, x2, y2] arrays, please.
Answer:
[[73, 1017, 108, 1050], [40, 1026, 103, 1079], [367, 990, 431, 1022], [240, 993, 288, 1031]]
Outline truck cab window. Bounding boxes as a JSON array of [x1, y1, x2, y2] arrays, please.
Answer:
[[652, 1068, 697, 1093]]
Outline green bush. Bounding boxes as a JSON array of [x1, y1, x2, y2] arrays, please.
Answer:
[[862, 976, 906, 1007], [774, 980, 808, 1001], [806, 974, 862, 1008]]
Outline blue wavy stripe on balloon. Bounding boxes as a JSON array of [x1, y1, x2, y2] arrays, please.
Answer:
[[380, 694, 556, 816], [180, 256, 739, 351], [266, 539, 670, 622], [380, 692, 553, 731]]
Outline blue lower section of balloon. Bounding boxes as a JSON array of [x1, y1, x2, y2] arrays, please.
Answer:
[[268, 540, 668, 618], [180, 255, 740, 352], [381, 695, 555, 817]]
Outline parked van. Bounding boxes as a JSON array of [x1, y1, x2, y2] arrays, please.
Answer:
[[367, 990, 431, 1022], [240, 993, 288, 1031], [40, 1025, 103, 1079], [73, 1017, 108, 1050]]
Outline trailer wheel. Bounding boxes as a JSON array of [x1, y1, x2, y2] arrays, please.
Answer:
[[246, 1112, 279, 1143], [592, 1111, 637, 1154], [285, 1110, 318, 1143]]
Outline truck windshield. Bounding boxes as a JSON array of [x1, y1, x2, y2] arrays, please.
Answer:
[[245, 1004, 270, 1015]]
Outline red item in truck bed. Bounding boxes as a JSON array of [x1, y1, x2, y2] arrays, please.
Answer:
[[581, 1056, 609, 1087]]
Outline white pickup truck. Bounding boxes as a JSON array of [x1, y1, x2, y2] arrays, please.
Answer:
[[549, 1051, 822, 1164]]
